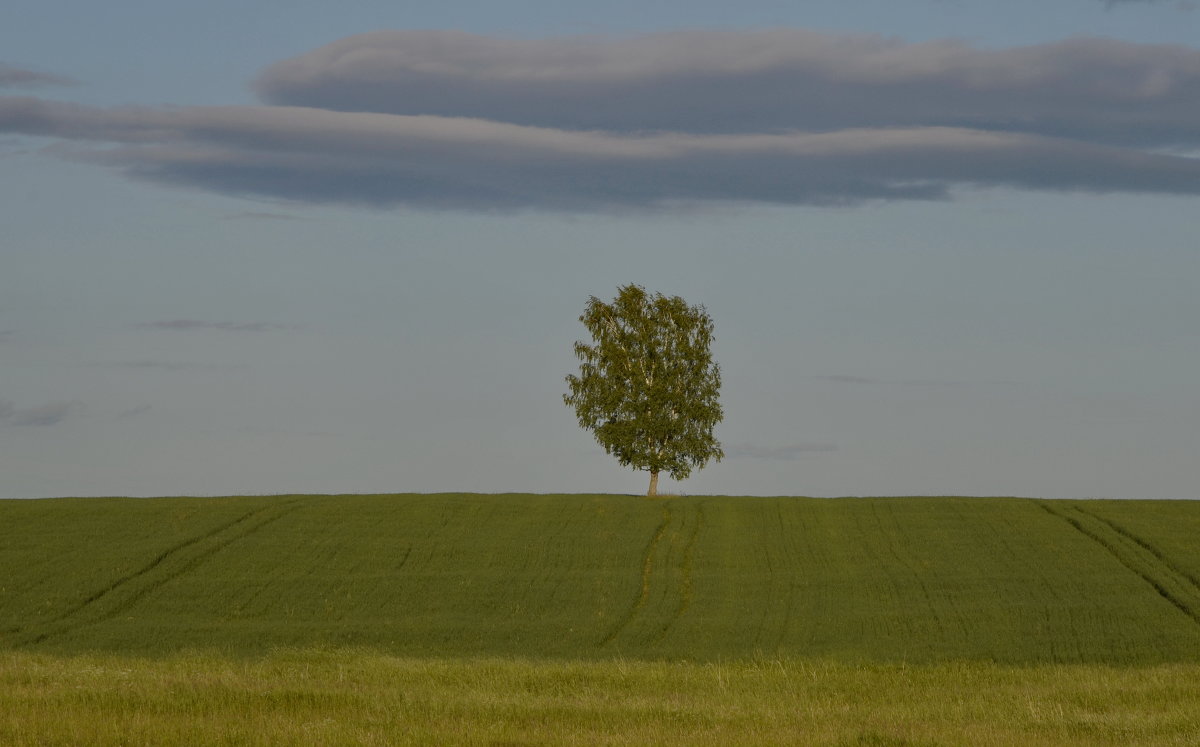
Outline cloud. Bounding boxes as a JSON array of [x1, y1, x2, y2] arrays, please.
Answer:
[[0, 136, 31, 156], [810, 374, 1013, 387], [256, 30, 1200, 147], [223, 211, 304, 221], [3, 98, 1199, 210], [0, 399, 82, 426], [0, 64, 75, 89], [1101, 0, 1193, 7], [96, 359, 229, 371], [813, 374, 881, 385], [1, 29, 1199, 211], [726, 442, 838, 460], [136, 319, 293, 332], [116, 404, 153, 419]]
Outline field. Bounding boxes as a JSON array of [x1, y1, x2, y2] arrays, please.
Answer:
[[3, 493, 1200, 743], [4, 650, 1200, 745]]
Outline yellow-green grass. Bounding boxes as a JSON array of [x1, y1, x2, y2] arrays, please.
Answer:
[[3, 494, 1200, 663], [2, 649, 1199, 745]]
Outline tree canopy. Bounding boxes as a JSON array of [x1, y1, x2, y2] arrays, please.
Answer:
[[564, 284, 723, 496]]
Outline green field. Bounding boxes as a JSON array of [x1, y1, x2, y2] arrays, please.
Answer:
[[5, 493, 1200, 662], [3, 493, 1200, 743]]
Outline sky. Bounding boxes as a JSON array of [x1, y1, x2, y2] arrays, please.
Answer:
[[1, 0, 1197, 499]]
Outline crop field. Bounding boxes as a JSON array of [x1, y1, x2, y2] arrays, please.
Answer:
[[4, 493, 1200, 662], [3, 493, 1200, 743]]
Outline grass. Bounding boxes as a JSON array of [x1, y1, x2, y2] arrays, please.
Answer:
[[4, 494, 1200, 662], [4, 493, 1200, 743], [3, 649, 1199, 745]]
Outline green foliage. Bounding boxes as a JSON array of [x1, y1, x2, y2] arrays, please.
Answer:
[[564, 284, 723, 493], [5, 494, 1200, 665]]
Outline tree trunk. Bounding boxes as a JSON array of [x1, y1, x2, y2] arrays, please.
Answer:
[[647, 470, 659, 497]]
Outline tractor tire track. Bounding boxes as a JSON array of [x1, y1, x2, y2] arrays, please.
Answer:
[[18, 503, 283, 633], [1078, 508, 1200, 594], [1037, 501, 1200, 628], [599, 503, 671, 646], [753, 500, 796, 651], [599, 500, 700, 648], [17, 500, 303, 646], [768, 500, 802, 652], [534, 499, 580, 609], [652, 499, 703, 644]]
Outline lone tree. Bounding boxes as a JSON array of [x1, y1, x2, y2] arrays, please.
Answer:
[[564, 284, 724, 497]]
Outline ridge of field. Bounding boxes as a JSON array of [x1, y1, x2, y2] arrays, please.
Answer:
[[3, 494, 1200, 663]]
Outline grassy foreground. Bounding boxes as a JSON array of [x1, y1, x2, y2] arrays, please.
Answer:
[[3, 649, 1200, 746]]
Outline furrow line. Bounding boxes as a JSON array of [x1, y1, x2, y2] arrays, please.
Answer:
[[755, 502, 785, 649], [28, 502, 286, 632], [653, 500, 702, 644], [769, 501, 799, 651], [599, 503, 672, 647], [1072, 506, 1200, 594], [22, 501, 303, 646], [1036, 501, 1200, 628]]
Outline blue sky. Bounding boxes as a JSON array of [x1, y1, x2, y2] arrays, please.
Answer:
[[2, 0, 1197, 498]]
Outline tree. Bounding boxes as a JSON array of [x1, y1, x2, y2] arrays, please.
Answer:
[[564, 284, 724, 497]]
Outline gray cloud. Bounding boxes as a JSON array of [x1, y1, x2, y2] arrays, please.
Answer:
[[116, 404, 153, 419], [256, 30, 1200, 147], [0, 136, 30, 156], [0, 64, 75, 89], [813, 374, 881, 385], [223, 211, 304, 221], [1101, 0, 1193, 7], [136, 319, 293, 332], [2, 97, 1198, 210], [97, 359, 229, 371], [0, 399, 82, 426], [726, 442, 838, 460], [812, 374, 971, 387], [811, 374, 1023, 388], [1, 29, 1198, 211]]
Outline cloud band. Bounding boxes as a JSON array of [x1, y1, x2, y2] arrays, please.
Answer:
[[2, 29, 1198, 211]]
